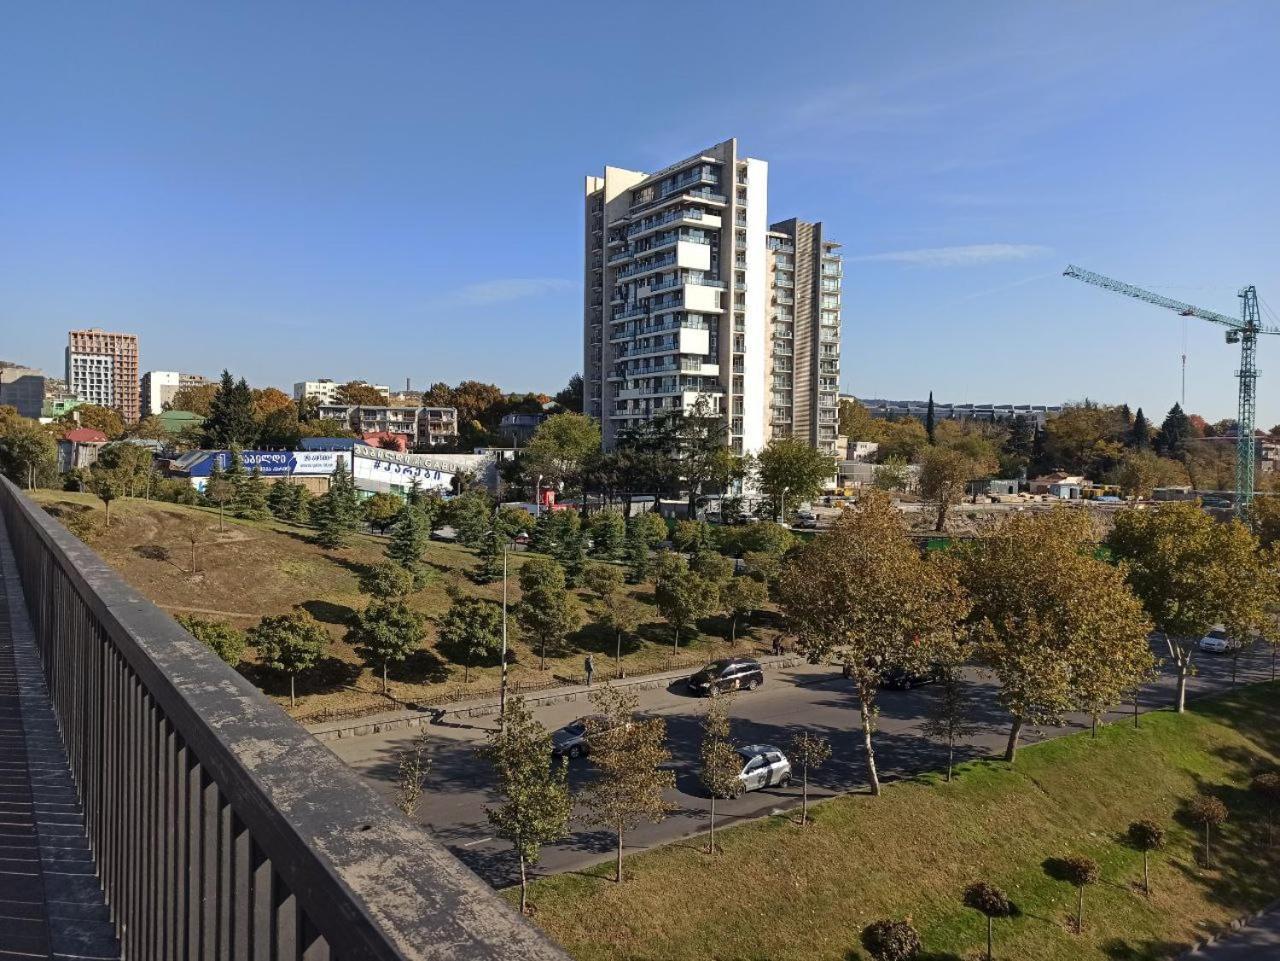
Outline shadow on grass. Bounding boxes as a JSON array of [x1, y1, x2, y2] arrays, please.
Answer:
[[388, 647, 450, 685], [238, 655, 362, 699], [300, 598, 356, 626], [1100, 936, 1192, 960]]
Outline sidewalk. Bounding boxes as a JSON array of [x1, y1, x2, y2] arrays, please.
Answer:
[[306, 652, 812, 742]]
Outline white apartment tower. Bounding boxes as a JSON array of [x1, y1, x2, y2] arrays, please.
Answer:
[[583, 138, 842, 457]]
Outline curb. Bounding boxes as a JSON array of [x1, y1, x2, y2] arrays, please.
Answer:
[[1180, 897, 1280, 956], [306, 654, 813, 742]]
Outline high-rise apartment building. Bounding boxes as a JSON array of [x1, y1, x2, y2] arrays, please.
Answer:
[[583, 138, 842, 457], [66, 328, 140, 422]]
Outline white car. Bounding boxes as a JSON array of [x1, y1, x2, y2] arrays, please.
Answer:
[[734, 744, 792, 795], [1198, 629, 1237, 654]]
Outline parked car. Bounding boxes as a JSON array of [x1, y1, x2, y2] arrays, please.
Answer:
[[513, 531, 531, 546], [880, 663, 942, 690], [550, 714, 616, 759], [733, 744, 792, 795], [733, 511, 759, 525], [1198, 628, 1239, 654], [687, 657, 765, 695]]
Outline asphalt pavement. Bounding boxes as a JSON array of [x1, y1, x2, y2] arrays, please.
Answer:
[[1188, 905, 1280, 958], [324, 640, 1277, 888]]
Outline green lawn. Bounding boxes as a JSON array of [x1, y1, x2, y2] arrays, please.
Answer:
[[524, 683, 1280, 961], [30, 491, 787, 721]]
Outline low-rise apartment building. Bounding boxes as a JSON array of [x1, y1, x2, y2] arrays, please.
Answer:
[[294, 379, 390, 406], [315, 405, 458, 449]]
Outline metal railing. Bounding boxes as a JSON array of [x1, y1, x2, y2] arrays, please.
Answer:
[[0, 477, 568, 961]]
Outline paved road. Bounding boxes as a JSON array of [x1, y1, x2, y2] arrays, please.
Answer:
[[1189, 906, 1280, 958], [325, 642, 1276, 887]]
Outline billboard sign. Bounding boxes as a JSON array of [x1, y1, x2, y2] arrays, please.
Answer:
[[352, 451, 452, 490]]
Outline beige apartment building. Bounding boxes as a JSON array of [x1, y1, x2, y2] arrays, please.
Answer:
[[583, 138, 842, 457], [66, 328, 141, 423]]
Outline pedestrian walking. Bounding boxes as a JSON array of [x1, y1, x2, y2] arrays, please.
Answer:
[[584, 654, 595, 687]]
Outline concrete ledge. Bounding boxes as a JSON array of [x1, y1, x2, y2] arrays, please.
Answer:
[[306, 654, 812, 742], [1181, 897, 1280, 956]]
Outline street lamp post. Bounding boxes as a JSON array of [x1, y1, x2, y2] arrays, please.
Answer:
[[491, 505, 511, 726], [779, 486, 790, 525]]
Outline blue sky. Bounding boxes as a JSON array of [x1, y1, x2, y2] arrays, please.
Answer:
[[3, 1, 1279, 425]]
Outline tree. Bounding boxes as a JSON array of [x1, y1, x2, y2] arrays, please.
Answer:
[[589, 508, 626, 558], [523, 412, 601, 496], [362, 492, 402, 534], [918, 446, 975, 532], [168, 382, 218, 416], [925, 391, 936, 445], [446, 490, 492, 547], [1155, 402, 1193, 458], [623, 513, 659, 583], [358, 561, 415, 600], [335, 380, 388, 406], [234, 466, 271, 520], [721, 575, 767, 645], [1131, 407, 1151, 449], [552, 373, 584, 414], [872, 457, 910, 492], [671, 519, 713, 554], [515, 557, 583, 670], [437, 594, 503, 682], [347, 599, 424, 693], [921, 657, 979, 782], [1109, 450, 1188, 503], [962, 508, 1154, 761], [180, 517, 206, 574], [778, 491, 968, 795], [1127, 819, 1166, 896], [752, 437, 836, 519], [62, 404, 124, 439], [579, 687, 674, 882], [0, 421, 57, 489], [95, 441, 154, 496], [386, 504, 431, 585], [963, 881, 1012, 961], [314, 457, 363, 549], [394, 728, 431, 819], [203, 464, 235, 532], [1189, 795, 1228, 867], [481, 697, 571, 914], [860, 919, 922, 961], [788, 731, 831, 826], [1109, 502, 1266, 712], [203, 371, 258, 448], [1058, 855, 1099, 933], [175, 614, 245, 665], [88, 469, 123, 528], [654, 564, 718, 653], [249, 611, 329, 707], [267, 479, 311, 523], [1040, 401, 1126, 478], [698, 693, 741, 854], [584, 565, 643, 674], [1251, 772, 1280, 848], [839, 397, 881, 442]]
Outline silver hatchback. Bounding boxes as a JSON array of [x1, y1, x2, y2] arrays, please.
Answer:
[[735, 744, 792, 794]]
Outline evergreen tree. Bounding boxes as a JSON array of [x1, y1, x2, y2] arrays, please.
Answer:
[[925, 390, 936, 445], [235, 466, 270, 520], [203, 370, 258, 448], [267, 478, 295, 519], [1155, 402, 1193, 457], [589, 508, 626, 559], [387, 505, 431, 585], [624, 514, 651, 583], [314, 457, 362, 549], [223, 445, 248, 494], [1119, 403, 1134, 428], [1131, 407, 1151, 450]]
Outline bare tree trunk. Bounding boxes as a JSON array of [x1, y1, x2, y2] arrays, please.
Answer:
[[1076, 885, 1084, 931], [382, 662, 388, 694], [1134, 687, 1141, 729], [615, 630, 623, 677], [708, 794, 717, 853], [519, 855, 528, 914], [801, 768, 809, 824], [673, 626, 679, 654], [1176, 661, 1190, 714], [1005, 715, 1023, 763], [104, 500, 111, 528], [935, 503, 947, 533], [947, 735, 955, 782], [1090, 712, 1098, 738], [859, 697, 881, 797], [986, 915, 993, 961], [191, 543, 197, 573], [540, 638, 546, 671], [615, 826, 624, 883], [290, 674, 296, 708], [1142, 849, 1150, 895]]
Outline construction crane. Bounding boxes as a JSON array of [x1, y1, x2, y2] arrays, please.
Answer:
[[1063, 264, 1278, 515]]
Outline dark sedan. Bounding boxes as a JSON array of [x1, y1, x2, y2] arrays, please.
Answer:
[[687, 658, 765, 696]]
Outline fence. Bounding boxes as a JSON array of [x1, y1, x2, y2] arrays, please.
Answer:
[[0, 476, 568, 961]]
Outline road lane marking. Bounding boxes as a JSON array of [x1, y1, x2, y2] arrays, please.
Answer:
[[462, 836, 493, 847]]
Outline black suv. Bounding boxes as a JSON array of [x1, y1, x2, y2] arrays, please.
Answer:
[[687, 658, 765, 696]]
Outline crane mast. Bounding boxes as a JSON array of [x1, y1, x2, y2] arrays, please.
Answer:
[[1063, 265, 1276, 515]]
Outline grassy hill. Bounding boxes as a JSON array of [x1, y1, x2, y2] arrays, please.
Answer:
[[31, 491, 783, 721], [524, 683, 1280, 961]]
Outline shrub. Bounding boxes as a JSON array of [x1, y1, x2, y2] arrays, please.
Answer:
[[176, 614, 246, 666], [860, 918, 921, 961]]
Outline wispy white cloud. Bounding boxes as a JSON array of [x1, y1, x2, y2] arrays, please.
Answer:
[[450, 278, 574, 305], [846, 244, 1052, 267]]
